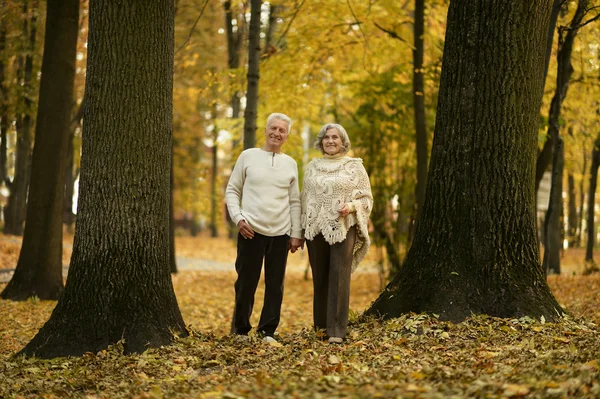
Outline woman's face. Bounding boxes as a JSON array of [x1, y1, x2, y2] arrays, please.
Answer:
[[322, 128, 343, 155]]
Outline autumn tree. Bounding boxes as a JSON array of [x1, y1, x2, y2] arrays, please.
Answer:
[[367, 0, 563, 321], [20, 0, 188, 358], [1, 0, 79, 300]]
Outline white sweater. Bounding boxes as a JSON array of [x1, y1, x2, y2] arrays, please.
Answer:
[[226, 148, 302, 238]]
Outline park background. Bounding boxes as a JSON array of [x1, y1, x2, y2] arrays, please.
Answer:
[[0, 0, 600, 397]]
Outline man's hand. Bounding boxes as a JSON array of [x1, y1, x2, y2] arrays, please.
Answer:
[[289, 237, 304, 253], [237, 220, 254, 239]]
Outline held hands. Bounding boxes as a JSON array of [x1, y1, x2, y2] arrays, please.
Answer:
[[289, 237, 304, 253], [237, 220, 255, 239], [338, 203, 351, 217]]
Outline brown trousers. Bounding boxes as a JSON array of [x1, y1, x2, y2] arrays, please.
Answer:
[[307, 226, 356, 338]]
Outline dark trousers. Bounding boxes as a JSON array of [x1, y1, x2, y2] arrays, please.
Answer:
[[307, 226, 356, 338], [231, 232, 289, 337]]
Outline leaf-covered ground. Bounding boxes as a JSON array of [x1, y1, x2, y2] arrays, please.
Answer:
[[1, 235, 599, 398]]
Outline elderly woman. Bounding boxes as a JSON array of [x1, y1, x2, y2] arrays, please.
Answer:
[[301, 123, 373, 344]]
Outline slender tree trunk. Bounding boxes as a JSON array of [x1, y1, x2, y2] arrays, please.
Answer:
[[5, 0, 38, 236], [64, 99, 84, 232], [541, 0, 588, 275], [413, 0, 427, 227], [64, 130, 76, 232], [0, 16, 8, 187], [20, 0, 188, 358], [243, 0, 262, 150], [567, 173, 578, 247], [535, 0, 564, 193], [578, 149, 587, 247], [170, 143, 177, 273], [1, 0, 79, 301], [367, 0, 562, 322], [585, 135, 600, 263], [542, 140, 563, 275], [263, 4, 279, 56]]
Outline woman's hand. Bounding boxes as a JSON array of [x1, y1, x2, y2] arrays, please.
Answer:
[[338, 203, 350, 217]]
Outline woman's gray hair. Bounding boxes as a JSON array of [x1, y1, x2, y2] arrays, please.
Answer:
[[266, 113, 292, 132], [314, 123, 351, 154]]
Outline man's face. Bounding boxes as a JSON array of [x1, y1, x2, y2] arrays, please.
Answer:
[[265, 119, 290, 149]]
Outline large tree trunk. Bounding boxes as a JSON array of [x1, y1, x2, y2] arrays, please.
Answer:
[[5, 0, 38, 236], [413, 0, 428, 226], [535, 0, 565, 193], [243, 0, 262, 150], [366, 0, 562, 322], [1, 0, 79, 301], [585, 135, 600, 263], [541, 0, 588, 275], [542, 140, 563, 275], [567, 173, 578, 247], [20, 0, 188, 358]]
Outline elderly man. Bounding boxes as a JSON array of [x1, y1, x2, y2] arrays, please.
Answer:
[[226, 113, 303, 343]]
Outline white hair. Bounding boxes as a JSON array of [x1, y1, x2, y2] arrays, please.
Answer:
[[314, 123, 351, 154], [266, 113, 292, 132]]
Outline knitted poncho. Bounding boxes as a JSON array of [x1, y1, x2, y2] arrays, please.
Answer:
[[301, 156, 373, 271]]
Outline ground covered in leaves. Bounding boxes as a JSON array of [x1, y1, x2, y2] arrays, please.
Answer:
[[1, 235, 600, 398]]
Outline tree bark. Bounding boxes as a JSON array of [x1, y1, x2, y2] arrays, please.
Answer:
[[541, 0, 588, 275], [243, 0, 262, 150], [413, 0, 428, 226], [366, 0, 562, 322], [20, 0, 188, 358], [567, 173, 578, 247], [1, 0, 79, 301], [585, 135, 600, 263], [5, 0, 38, 236]]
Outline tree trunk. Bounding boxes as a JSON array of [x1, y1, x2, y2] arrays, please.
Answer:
[[170, 143, 177, 273], [1, 0, 79, 301], [366, 0, 562, 322], [567, 173, 578, 247], [64, 99, 84, 232], [20, 0, 188, 358], [223, 0, 243, 119], [243, 0, 262, 150], [578, 149, 587, 247], [63, 129, 76, 232], [413, 0, 428, 227], [263, 4, 279, 56], [0, 15, 8, 187], [542, 139, 563, 275], [5, 0, 38, 236], [535, 0, 564, 193], [585, 135, 600, 263], [210, 141, 218, 237]]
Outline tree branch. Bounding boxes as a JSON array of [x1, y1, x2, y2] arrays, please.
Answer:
[[175, 0, 210, 54], [373, 21, 410, 45]]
